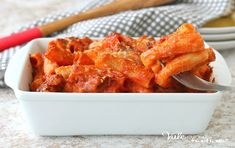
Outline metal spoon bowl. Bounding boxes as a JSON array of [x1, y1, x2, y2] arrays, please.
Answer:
[[173, 71, 235, 92]]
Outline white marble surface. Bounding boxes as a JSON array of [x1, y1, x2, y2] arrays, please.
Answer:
[[0, 0, 235, 147]]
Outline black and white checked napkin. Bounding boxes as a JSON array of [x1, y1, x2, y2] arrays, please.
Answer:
[[0, 0, 235, 87]]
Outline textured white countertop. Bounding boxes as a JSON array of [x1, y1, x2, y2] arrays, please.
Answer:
[[0, 0, 235, 147]]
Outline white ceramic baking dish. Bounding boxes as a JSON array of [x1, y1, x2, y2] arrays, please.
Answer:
[[4, 38, 232, 136]]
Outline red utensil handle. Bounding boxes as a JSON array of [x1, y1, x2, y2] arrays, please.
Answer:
[[0, 27, 43, 52]]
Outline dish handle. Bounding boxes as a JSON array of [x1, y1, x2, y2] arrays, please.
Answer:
[[4, 45, 28, 90]]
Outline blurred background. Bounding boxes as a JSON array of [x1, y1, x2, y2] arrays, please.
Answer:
[[0, 0, 234, 37], [0, 0, 93, 37], [0, 0, 234, 55]]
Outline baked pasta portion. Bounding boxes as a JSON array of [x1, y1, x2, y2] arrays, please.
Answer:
[[30, 24, 215, 93]]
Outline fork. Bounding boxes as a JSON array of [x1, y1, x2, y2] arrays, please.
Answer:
[[173, 71, 235, 92], [0, 60, 8, 80]]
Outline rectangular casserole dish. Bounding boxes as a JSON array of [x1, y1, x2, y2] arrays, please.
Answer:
[[4, 38, 232, 135]]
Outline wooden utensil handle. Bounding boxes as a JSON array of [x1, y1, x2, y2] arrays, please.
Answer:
[[40, 0, 175, 36]]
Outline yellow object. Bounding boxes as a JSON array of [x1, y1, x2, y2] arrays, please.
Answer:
[[203, 12, 235, 27]]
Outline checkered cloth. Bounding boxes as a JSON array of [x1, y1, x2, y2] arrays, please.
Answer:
[[0, 0, 235, 87]]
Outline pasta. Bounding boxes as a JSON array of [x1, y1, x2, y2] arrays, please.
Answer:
[[30, 24, 215, 93]]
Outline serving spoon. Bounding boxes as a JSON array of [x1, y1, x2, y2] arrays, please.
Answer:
[[173, 71, 235, 92]]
